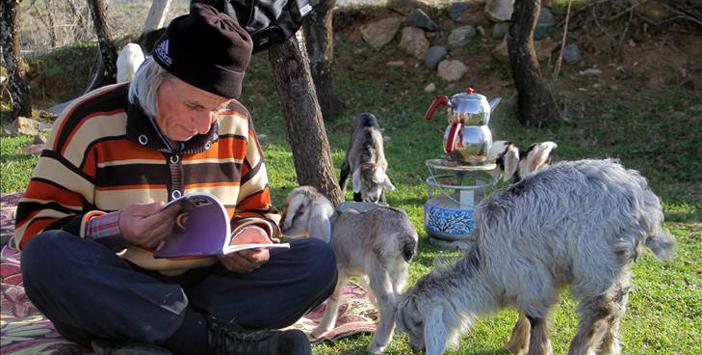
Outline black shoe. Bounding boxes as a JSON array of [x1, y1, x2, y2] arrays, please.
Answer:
[[207, 317, 311, 355]]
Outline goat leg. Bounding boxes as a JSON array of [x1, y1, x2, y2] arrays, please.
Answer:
[[505, 311, 531, 354], [312, 274, 348, 338], [367, 265, 397, 354], [526, 314, 553, 355]]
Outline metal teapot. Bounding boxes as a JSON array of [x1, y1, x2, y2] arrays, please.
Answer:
[[424, 88, 502, 163]]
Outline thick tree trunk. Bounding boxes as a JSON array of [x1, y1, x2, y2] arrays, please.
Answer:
[[507, 0, 561, 126], [1, 0, 33, 119], [85, 0, 118, 92], [268, 32, 343, 206], [303, 0, 345, 119]]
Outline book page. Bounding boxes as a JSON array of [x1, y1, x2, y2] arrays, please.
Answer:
[[154, 192, 231, 258], [222, 242, 291, 255]]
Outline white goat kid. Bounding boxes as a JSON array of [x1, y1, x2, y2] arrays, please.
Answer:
[[282, 186, 418, 353], [395, 159, 676, 355], [116, 43, 145, 83], [339, 113, 395, 203]]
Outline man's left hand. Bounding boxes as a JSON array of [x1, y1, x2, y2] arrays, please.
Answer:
[[217, 226, 271, 273]]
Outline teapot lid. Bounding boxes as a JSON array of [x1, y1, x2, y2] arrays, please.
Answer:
[[452, 87, 487, 101]]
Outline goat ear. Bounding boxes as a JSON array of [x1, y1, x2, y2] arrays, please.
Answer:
[[528, 141, 558, 172], [382, 173, 396, 191], [307, 202, 333, 243], [424, 305, 448, 355], [522, 141, 558, 177], [501, 144, 520, 182], [352, 169, 362, 193]]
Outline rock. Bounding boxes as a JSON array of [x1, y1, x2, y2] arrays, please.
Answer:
[[386, 61, 405, 67], [476, 26, 486, 37], [534, 37, 558, 61], [424, 83, 437, 92], [492, 22, 510, 39], [8, 116, 40, 136], [39, 122, 53, 132], [562, 43, 583, 64], [457, 9, 490, 27], [485, 0, 514, 22], [22, 143, 45, 155], [492, 39, 509, 62], [579, 68, 603, 76], [425, 46, 448, 69], [438, 60, 467, 82], [398, 27, 430, 59], [448, 25, 477, 47], [448, 1, 484, 22], [361, 17, 403, 49], [407, 8, 438, 31], [32, 134, 46, 145], [637, 1, 675, 21], [534, 7, 555, 40], [47, 100, 73, 117]]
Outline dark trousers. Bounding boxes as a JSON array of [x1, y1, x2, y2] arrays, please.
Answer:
[[21, 230, 337, 345]]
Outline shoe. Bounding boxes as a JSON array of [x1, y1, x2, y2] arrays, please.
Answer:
[[207, 317, 311, 355]]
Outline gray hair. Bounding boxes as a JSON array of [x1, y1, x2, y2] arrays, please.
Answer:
[[128, 58, 173, 119]]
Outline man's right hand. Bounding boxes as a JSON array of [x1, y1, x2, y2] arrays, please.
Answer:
[[118, 202, 181, 248]]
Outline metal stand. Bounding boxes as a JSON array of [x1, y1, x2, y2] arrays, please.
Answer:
[[424, 158, 496, 250]]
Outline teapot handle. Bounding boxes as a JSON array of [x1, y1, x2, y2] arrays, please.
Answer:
[[445, 122, 463, 153], [425, 95, 449, 120]]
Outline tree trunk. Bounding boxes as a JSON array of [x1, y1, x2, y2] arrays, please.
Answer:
[[142, 0, 172, 34], [85, 0, 118, 92], [507, 0, 561, 126], [303, 0, 345, 119], [268, 32, 343, 206], [1, 0, 33, 119]]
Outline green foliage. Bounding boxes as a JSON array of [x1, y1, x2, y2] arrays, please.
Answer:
[[1, 135, 36, 193], [22, 41, 98, 103]]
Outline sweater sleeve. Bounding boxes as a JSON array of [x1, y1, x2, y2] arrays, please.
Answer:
[[230, 117, 281, 239], [14, 147, 99, 250], [13, 86, 125, 250]]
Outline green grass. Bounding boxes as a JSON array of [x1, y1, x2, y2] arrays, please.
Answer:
[[2, 14, 701, 354]]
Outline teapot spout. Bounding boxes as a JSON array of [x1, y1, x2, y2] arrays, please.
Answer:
[[488, 97, 502, 112]]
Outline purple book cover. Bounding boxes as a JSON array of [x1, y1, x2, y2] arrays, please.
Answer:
[[154, 192, 231, 258]]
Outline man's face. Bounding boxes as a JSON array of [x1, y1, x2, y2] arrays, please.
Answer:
[[155, 77, 232, 142]]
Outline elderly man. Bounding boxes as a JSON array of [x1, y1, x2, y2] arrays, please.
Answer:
[[15, 4, 336, 355]]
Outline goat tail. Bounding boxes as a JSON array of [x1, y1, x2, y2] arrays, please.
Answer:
[[400, 234, 418, 262], [645, 228, 676, 260]]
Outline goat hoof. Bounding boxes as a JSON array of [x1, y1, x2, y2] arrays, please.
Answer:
[[311, 326, 331, 338], [504, 341, 528, 355], [367, 342, 386, 354]]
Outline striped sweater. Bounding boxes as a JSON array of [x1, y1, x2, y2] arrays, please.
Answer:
[[14, 83, 280, 274]]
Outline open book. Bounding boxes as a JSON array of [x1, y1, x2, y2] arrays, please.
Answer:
[[153, 192, 289, 258]]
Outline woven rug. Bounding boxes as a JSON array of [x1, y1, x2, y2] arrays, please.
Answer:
[[0, 192, 377, 354]]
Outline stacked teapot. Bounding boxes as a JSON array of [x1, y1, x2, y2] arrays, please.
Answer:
[[425, 88, 501, 164]]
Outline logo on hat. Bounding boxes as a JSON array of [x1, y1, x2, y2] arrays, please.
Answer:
[[155, 40, 173, 66]]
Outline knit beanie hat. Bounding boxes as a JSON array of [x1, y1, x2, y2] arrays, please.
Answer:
[[152, 3, 253, 99]]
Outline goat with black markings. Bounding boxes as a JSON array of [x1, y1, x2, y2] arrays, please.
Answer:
[[395, 159, 676, 355], [339, 113, 395, 203], [282, 186, 418, 353], [488, 141, 558, 183]]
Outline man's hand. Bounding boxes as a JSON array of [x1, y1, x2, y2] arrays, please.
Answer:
[[118, 202, 181, 248], [218, 226, 271, 273]]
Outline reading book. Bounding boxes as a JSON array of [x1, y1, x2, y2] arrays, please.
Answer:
[[153, 192, 290, 258]]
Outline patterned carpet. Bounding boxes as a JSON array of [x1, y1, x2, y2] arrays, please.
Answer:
[[0, 192, 377, 354]]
